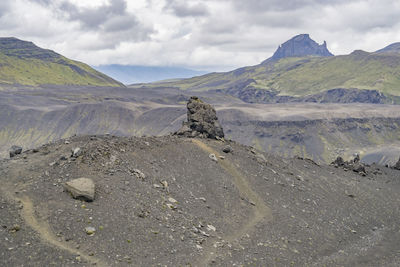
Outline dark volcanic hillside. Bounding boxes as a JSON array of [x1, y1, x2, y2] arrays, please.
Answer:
[[0, 37, 123, 87], [3, 87, 400, 164], [1, 134, 400, 266]]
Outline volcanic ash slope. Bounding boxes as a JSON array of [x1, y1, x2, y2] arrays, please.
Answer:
[[1, 134, 400, 266]]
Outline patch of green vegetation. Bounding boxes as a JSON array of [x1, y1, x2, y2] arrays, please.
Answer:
[[0, 39, 122, 87]]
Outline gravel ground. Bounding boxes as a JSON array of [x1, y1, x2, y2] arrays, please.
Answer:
[[1, 134, 399, 266]]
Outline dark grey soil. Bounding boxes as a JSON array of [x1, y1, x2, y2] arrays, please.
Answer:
[[1, 135, 400, 266]]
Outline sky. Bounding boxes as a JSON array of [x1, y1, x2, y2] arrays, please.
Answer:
[[0, 0, 400, 71]]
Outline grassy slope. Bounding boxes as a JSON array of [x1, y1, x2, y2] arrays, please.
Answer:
[[147, 51, 400, 96], [0, 40, 123, 87], [0, 53, 123, 87]]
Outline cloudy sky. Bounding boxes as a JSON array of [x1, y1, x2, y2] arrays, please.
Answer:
[[0, 0, 400, 71]]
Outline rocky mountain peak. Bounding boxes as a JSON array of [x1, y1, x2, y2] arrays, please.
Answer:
[[263, 34, 333, 63]]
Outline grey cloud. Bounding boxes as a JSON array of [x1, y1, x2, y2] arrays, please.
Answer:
[[54, 0, 155, 49], [230, 0, 350, 12], [0, 2, 10, 17], [102, 16, 138, 32], [60, 0, 127, 30], [165, 0, 209, 17], [1, 0, 400, 69], [28, 0, 52, 5]]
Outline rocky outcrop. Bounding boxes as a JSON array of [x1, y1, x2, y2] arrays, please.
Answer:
[[175, 96, 224, 139], [331, 154, 366, 176], [263, 34, 333, 63]]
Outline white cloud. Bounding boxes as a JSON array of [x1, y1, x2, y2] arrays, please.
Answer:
[[0, 0, 399, 71]]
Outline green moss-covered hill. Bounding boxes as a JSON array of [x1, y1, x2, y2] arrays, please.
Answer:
[[0, 37, 123, 87], [144, 44, 400, 98]]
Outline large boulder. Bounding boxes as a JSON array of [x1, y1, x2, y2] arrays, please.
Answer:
[[64, 178, 95, 201], [176, 96, 224, 139]]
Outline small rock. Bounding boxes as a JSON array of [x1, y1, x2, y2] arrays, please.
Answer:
[[85, 226, 96, 235], [49, 161, 57, 167], [331, 156, 345, 167], [168, 197, 178, 203], [207, 225, 216, 232], [110, 155, 117, 163], [353, 163, 366, 174], [209, 153, 218, 162], [64, 178, 95, 201], [71, 147, 81, 158], [132, 169, 146, 179], [222, 145, 232, 153], [255, 153, 267, 164], [9, 145, 22, 158], [219, 156, 225, 160], [166, 203, 177, 210], [345, 191, 355, 198], [10, 224, 21, 232], [353, 154, 360, 163]]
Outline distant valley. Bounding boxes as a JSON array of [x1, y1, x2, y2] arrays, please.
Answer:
[[93, 64, 207, 84]]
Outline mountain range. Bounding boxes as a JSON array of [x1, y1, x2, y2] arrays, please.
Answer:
[[139, 34, 400, 104], [2, 34, 400, 102]]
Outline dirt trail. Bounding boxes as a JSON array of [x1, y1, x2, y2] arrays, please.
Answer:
[[1, 185, 106, 266], [192, 139, 273, 265]]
